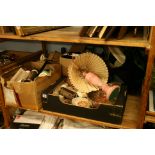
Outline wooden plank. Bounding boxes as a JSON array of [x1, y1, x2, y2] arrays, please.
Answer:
[[145, 115, 155, 123], [138, 27, 155, 128], [14, 26, 67, 36], [0, 27, 149, 48], [146, 110, 155, 116]]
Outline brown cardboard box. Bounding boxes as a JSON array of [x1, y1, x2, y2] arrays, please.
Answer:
[[0, 50, 42, 110], [59, 56, 72, 76], [1, 66, 27, 108], [1, 62, 61, 110]]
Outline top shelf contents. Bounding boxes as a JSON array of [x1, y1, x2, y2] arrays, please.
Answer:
[[0, 26, 150, 48], [80, 26, 150, 40]]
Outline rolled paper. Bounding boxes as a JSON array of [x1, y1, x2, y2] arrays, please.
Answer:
[[83, 72, 120, 101]]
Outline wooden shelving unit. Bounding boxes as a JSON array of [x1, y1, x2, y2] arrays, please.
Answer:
[[0, 27, 149, 48], [0, 26, 154, 129], [138, 27, 155, 128], [144, 45, 155, 125]]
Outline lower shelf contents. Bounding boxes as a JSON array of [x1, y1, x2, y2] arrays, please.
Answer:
[[42, 81, 127, 124], [10, 109, 106, 129]]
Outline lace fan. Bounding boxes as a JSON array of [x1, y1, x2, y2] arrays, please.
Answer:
[[68, 52, 109, 93]]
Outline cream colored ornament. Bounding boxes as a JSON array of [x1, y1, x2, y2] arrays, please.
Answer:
[[68, 52, 109, 93]]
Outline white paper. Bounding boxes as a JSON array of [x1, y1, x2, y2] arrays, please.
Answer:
[[39, 115, 58, 129], [61, 118, 104, 129], [3, 87, 18, 106], [14, 111, 45, 124]]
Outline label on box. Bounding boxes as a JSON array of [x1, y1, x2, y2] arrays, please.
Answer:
[[3, 86, 18, 106]]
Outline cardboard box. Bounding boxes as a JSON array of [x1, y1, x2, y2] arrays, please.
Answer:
[[59, 56, 72, 76], [42, 80, 127, 124], [1, 61, 61, 110], [0, 50, 42, 109]]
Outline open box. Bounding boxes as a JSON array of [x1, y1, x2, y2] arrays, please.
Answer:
[[1, 61, 61, 110], [42, 78, 128, 124], [0, 50, 42, 109]]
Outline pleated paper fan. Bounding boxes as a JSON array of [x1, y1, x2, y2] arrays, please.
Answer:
[[68, 52, 109, 93]]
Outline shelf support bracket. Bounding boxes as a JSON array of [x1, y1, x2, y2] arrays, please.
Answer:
[[41, 41, 48, 58], [139, 26, 155, 128]]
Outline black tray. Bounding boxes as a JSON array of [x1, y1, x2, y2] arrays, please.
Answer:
[[42, 80, 127, 124]]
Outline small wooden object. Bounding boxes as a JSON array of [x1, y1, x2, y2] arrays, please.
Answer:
[[14, 26, 67, 36]]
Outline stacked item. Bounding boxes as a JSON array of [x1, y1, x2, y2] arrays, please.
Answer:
[[80, 26, 150, 40]]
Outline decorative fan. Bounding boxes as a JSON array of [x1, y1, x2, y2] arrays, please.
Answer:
[[68, 52, 109, 93]]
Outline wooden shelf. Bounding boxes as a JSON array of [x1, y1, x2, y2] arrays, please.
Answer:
[[0, 26, 154, 129], [0, 27, 149, 48], [145, 115, 155, 123], [146, 110, 155, 116], [5, 95, 140, 128]]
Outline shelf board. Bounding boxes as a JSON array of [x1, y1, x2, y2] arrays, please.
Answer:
[[145, 111, 155, 123], [145, 115, 155, 123], [146, 110, 155, 116], [4, 95, 140, 128], [40, 95, 140, 129], [0, 27, 149, 48]]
